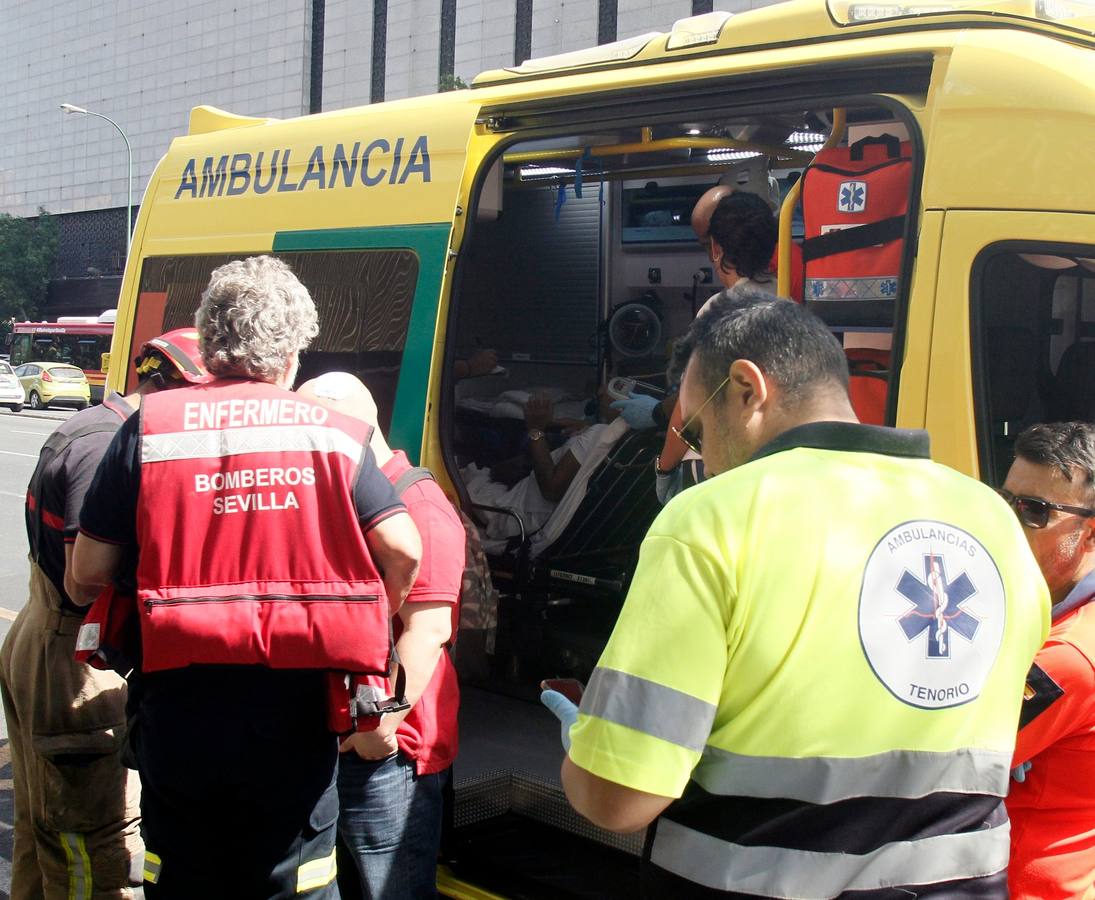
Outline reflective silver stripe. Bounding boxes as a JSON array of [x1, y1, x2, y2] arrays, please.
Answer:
[[807, 276, 899, 301], [296, 846, 338, 892], [580, 667, 715, 753], [693, 745, 1012, 803], [61, 832, 92, 900], [143, 850, 162, 884], [651, 818, 1010, 899], [141, 425, 364, 465]]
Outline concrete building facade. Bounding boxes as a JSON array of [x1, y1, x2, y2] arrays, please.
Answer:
[[0, 0, 777, 309]]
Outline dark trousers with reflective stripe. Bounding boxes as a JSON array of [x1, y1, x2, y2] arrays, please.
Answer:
[[133, 667, 340, 899]]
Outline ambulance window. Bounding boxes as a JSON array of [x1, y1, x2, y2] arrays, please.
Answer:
[[130, 250, 419, 431], [974, 247, 1095, 485]]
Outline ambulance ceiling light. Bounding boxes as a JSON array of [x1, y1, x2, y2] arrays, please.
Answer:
[[788, 131, 829, 145], [707, 149, 764, 162], [519, 165, 576, 179], [666, 11, 734, 50]]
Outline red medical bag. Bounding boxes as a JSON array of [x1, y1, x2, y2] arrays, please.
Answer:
[[800, 135, 911, 303]]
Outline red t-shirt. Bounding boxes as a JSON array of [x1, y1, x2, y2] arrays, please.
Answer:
[[382, 451, 464, 775], [1007, 600, 1095, 900]]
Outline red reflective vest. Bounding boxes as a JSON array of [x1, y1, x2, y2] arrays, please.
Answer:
[[136, 378, 392, 675]]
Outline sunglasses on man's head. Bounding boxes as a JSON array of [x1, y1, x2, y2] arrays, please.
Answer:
[[998, 488, 1095, 530]]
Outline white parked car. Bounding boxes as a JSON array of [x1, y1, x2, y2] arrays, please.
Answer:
[[0, 360, 24, 412]]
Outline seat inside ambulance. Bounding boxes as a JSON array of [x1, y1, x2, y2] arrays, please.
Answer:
[[440, 101, 919, 896]]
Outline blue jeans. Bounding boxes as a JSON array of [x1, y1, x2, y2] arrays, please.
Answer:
[[337, 751, 444, 899]]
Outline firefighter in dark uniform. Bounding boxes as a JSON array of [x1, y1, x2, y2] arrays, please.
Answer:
[[72, 256, 423, 899], [0, 329, 211, 900]]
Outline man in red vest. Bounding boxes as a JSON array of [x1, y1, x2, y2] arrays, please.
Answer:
[[1003, 422, 1095, 900], [299, 372, 465, 899], [72, 256, 422, 899], [0, 329, 210, 900]]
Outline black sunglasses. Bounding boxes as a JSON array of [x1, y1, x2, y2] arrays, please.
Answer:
[[998, 488, 1095, 530], [671, 375, 730, 455]]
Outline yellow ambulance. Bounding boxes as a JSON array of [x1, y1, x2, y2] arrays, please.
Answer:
[[109, 1, 1095, 895]]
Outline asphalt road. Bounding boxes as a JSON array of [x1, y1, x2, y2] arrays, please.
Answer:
[[0, 406, 74, 899]]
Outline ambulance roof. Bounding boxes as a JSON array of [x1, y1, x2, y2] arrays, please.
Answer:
[[471, 0, 1095, 86]]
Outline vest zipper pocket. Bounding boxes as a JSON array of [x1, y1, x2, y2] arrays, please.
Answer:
[[144, 593, 381, 611]]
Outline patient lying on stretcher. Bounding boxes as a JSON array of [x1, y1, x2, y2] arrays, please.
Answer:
[[461, 385, 629, 553]]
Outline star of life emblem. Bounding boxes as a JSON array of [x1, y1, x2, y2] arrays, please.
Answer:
[[859, 520, 1006, 710], [838, 180, 867, 213]]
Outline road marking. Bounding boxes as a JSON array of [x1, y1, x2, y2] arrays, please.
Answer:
[[0, 491, 24, 499], [0, 450, 37, 459], [0, 607, 17, 622], [11, 429, 51, 436]]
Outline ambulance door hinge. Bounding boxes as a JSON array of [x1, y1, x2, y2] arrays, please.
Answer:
[[448, 248, 458, 260], [455, 205, 464, 217]]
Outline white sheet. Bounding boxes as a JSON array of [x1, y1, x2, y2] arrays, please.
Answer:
[[461, 418, 630, 557]]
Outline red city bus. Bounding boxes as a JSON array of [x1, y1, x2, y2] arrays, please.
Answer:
[[9, 315, 115, 404]]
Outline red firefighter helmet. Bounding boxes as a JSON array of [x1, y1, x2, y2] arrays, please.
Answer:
[[135, 328, 212, 385]]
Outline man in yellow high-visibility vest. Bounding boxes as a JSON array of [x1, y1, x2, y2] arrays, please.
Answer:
[[545, 287, 1049, 899]]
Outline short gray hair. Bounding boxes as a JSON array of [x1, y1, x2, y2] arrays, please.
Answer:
[[196, 256, 319, 383]]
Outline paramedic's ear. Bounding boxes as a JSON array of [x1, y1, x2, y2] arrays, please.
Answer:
[[728, 359, 769, 414]]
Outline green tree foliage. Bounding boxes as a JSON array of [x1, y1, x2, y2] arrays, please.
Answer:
[[439, 73, 468, 92], [0, 209, 58, 323]]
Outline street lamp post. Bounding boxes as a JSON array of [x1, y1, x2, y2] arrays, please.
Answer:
[[60, 103, 133, 260]]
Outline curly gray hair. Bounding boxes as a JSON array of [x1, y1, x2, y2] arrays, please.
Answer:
[[196, 256, 319, 383]]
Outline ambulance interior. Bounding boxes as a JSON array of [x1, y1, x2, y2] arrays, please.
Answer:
[[439, 99, 918, 895]]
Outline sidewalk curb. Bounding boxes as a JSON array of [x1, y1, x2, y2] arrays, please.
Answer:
[[2, 410, 73, 424]]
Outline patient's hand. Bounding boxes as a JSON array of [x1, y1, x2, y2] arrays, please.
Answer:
[[525, 392, 554, 429]]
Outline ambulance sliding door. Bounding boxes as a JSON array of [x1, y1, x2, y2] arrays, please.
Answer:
[[927, 211, 1095, 482]]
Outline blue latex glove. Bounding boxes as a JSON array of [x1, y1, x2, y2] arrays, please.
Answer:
[[541, 690, 579, 753], [610, 392, 659, 430], [1011, 761, 1033, 783], [655, 465, 684, 505]]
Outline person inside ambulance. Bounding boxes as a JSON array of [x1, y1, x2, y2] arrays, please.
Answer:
[[71, 256, 422, 899], [616, 188, 788, 502], [1002, 421, 1095, 900], [0, 328, 209, 900], [462, 382, 629, 546]]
